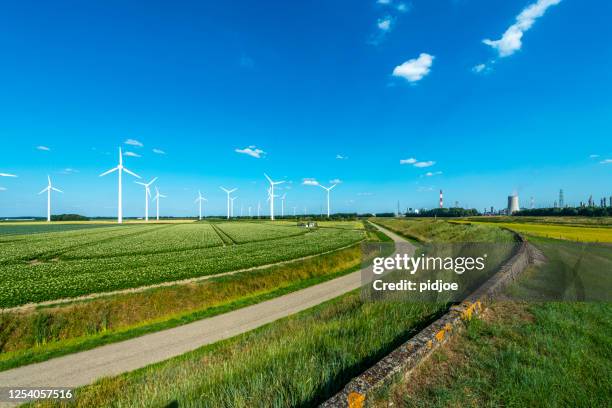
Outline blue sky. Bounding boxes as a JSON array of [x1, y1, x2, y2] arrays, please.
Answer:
[[0, 0, 610, 217]]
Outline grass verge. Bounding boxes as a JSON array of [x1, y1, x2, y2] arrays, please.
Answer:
[[30, 292, 445, 407], [376, 301, 611, 408]]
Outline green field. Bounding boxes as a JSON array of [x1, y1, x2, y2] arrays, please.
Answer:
[[0, 222, 364, 308], [372, 218, 515, 243]]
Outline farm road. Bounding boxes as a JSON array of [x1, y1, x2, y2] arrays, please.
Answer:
[[0, 223, 412, 394]]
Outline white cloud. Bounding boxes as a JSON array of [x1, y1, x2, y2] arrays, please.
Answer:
[[589, 154, 600, 158], [600, 159, 612, 165], [483, 0, 561, 57], [235, 146, 265, 159], [400, 158, 417, 165], [124, 139, 143, 147], [377, 0, 391, 4], [392, 53, 434, 83], [329, 178, 342, 184], [358, 192, 373, 196], [472, 63, 487, 73], [377, 17, 392, 31], [60, 168, 79, 175], [123, 151, 141, 158], [152, 148, 166, 155], [36, 145, 50, 151], [302, 178, 319, 186], [0, 187, 6, 191], [396, 2, 409, 12], [414, 160, 436, 168], [336, 154, 348, 160], [425, 171, 443, 177], [0, 173, 17, 177]]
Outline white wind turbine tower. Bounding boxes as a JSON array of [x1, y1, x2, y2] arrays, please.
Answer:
[[135, 177, 157, 222], [153, 187, 167, 221], [195, 190, 207, 220], [280, 193, 286, 218], [264, 173, 285, 220], [293, 206, 297, 217], [100, 147, 141, 224], [318, 184, 337, 218], [230, 196, 238, 218], [38, 175, 63, 222], [257, 201, 261, 218], [220, 187, 237, 220]]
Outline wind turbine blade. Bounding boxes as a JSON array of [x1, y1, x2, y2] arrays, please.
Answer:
[[329, 184, 337, 191], [264, 173, 273, 184], [99, 167, 118, 177], [230, 188, 238, 193], [318, 184, 327, 190], [123, 167, 141, 179], [52, 188, 63, 193], [38, 187, 49, 195], [47, 175, 51, 186], [135, 182, 146, 186], [273, 180, 285, 185], [147, 188, 151, 198], [148, 177, 158, 186], [0, 173, 18, 177], [220, 187, 229, 193]]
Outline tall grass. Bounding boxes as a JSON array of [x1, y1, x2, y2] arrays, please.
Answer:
[[372, 218, 515, 243], [32, 293, 444, 408]]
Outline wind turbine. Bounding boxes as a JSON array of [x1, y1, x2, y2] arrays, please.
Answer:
[[248, 206, 252, 217], [293, 206, 297, 217], [153, 187, 167, 221], [280, 194, 286, 218], [220, 187, 237, 220], [318, 184, 337, 218], [257, 201, 261, 218], [230, 196, 238, 218], [38, 175, 63, 222], [264, 174, 285, 220], [135, 177, 157, 222], [195, 190, 207, 220], [100, 147, 141, 224]]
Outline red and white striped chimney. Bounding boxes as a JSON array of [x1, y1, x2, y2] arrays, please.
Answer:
[[439, 190, 443, 208]]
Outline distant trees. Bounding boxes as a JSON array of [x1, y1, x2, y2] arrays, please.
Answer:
[[514, 207, 611, 217], [51, 214, 89, 221]]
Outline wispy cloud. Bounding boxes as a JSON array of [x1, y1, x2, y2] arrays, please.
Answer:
[[59, 168, 79, 175], [401, 157, 436, 168], [0, 187, 6, 191], [377, 16, 393, 31], [483, 0, 561, 58], [377, 0, 391, 4], [425, 171, 443, 177], [124, 139, 143, 147], [336, 154, 348, 160], [392, 53, 434, 83], [235, 146, 266, 159], [589, 154, 600, 158], [152, 148, 166, 155], [36, 145, 50, 151], [472, 63, 488, 74], [0, 173, 18, 177], [358, 192, 373, 196], [329, 178, 342, 184], [302, 178, 319, 186], [123, 151, 141, 158], [600, 159, 612, 165], [414, 160, 435, 168], [417, 186, 434, 192]]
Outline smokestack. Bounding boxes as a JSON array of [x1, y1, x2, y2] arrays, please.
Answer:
[[439, 190, 443, 208]]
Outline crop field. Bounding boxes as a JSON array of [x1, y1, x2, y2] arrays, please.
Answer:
[[213, 221, 307, 243], [0, 222, 364, 308], [456, 220, 612, 242]]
